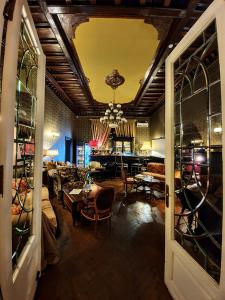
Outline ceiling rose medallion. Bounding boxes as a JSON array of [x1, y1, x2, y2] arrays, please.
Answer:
[[100, 70, 127, 128]]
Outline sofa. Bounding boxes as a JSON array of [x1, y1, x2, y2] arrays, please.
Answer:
[[41, 187, 57, 232], [144, 162, 165, 181], [12, 184, 57, 234], [142, 162, 165, 195]]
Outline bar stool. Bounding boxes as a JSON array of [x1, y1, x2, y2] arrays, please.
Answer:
[[130, 163, 143, 176]]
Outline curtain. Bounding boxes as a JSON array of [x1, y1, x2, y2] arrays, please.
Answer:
[[115, 120, 136, 138], [91, 119, 111, 149]]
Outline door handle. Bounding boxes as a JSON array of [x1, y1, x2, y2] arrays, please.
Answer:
[[0, 165, 3, 196], [165, 184, 169, 208]]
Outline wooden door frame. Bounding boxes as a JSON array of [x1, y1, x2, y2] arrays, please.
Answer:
[[0, 1, 45, 299], [165, 0, 225, 299]]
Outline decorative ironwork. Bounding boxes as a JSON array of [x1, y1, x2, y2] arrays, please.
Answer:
[[12, 17, 38, 266], [105, 69, 125, 89], [173, 21, 223, 282]]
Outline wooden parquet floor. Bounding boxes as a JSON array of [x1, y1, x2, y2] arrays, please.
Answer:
[[35, 179, 172, 300]]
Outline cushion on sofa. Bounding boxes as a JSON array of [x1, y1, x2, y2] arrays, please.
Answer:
[[42, 200, 57, 229], [41, 186, 49, 201], [89, 161, 101, 169], [147, 162, 165, 175]]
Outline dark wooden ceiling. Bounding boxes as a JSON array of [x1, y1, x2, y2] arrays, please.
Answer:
[[28, 0, 213, 117]]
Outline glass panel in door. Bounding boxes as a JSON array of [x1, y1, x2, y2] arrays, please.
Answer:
[[12, 16, 38, 266], [173, 20, 223, 283]]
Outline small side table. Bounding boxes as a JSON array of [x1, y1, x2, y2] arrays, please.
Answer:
[[63, 188, 84, 225], [63, 184, 102, 226], [135, 174, 161, 200]]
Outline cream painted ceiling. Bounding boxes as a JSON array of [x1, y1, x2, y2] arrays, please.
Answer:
[[74, 18, 159, 104]]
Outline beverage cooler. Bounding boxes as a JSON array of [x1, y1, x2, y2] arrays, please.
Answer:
[[76, 143, 91, 167]]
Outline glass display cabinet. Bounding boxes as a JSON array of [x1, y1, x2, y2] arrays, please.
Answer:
[[113, 137, 133, 154], [76, 145, 85, 167], [76, 143, 91, 167]]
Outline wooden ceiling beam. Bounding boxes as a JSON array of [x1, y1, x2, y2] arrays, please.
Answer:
[[49, 64, 73, 70], [52, 73, 77, 77], [58, 84, 81, 87], [148, 95, 165, 115], [149, 83, 165, 87], [46, 63, 69, 67], [42, 44, 63, 52], [46, 71, 78, 114], [148, 3, 202, 116], [56, 79, 78, 82], [46, 56, 68, 62], [45, 52, 65, 56], [35, 22, 50, 28], [29, 0, 212, 118], [40, 39, 58, 44], [46, 6, 190, 19], [51, 71, 74, 74], [134, 0, 201, 111], [146, 88, 164, 92], [37, 0, 95, 112]]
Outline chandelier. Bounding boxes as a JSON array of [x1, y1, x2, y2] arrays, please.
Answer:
[[100, 70, 127, 128]]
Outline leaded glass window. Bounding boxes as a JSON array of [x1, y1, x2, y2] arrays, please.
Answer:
[[12, 17, 38, 266], [174, 20, 223, 283]]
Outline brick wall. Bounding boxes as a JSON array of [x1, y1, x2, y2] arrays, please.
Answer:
[[75, 117, 92, 144], [43, 87, 77, 162], [135, 119, 151, 153], [150, 106, 165, 140]]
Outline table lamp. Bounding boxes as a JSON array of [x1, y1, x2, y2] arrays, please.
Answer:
[[140, 141, 151, 155]]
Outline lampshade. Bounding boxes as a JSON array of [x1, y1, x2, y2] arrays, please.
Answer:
[[89, 139, 98, 147], [46, 149, 59, 157], [141, 141, 151, 151]]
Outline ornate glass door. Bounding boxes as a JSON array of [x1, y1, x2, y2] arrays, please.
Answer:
[[165, 0, 225, 299], [0, 1, 45, 299], [12, 14, 38, 266]]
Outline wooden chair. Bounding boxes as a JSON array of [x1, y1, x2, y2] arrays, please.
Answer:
[[81, 187, 115, 235], [121, 167, 137, 197]]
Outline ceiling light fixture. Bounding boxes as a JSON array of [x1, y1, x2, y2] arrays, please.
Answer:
[[100, 70, 127, 128]]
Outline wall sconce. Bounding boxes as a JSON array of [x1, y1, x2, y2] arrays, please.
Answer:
[[213, 127, 222, 134], [47, 131, 60, 139], [44, 149, 59, 162], [191, 139, 203, 145]]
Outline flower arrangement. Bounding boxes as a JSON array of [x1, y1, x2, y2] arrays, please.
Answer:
[[77, 167, 90, 183]]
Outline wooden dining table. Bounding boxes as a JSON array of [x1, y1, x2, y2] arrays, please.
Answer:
[[63, 183, 102, 225]]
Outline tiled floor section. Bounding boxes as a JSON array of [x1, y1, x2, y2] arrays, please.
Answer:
[[35, 179, 172, 300]]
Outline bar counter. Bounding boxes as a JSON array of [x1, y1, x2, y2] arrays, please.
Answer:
[[90, 154, 164, 170]]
